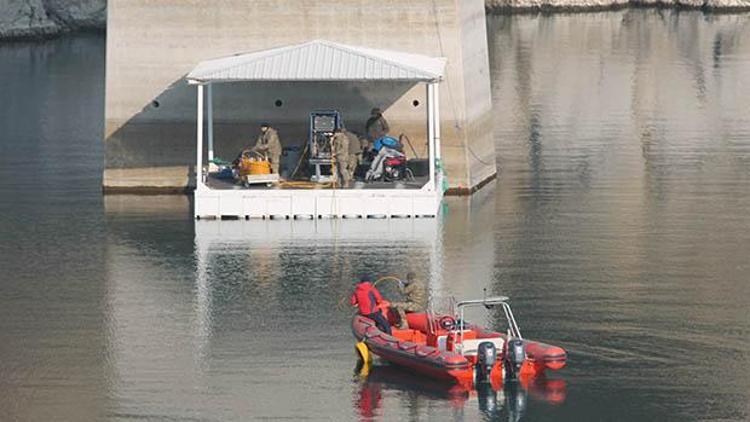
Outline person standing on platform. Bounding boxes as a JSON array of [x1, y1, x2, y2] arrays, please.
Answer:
[[344, 128, 364, 182], [252, 123, 282, 175], [365, 108, 390, 144], [331, 128, 350, 187]]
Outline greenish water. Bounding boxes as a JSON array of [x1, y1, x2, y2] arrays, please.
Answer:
[[1, 9, 750, 421]]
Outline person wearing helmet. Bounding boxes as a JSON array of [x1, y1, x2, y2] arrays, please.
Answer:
[[350, 274, 392, 335], [391, 272, 427, 329]]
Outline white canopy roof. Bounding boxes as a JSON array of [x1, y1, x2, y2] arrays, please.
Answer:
[[187, 40, 446, 83]]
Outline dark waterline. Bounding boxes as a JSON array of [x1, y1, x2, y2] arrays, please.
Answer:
[[1, 10, 749, 421]]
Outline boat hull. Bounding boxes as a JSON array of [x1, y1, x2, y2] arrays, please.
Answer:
[[352, 315, 474, 385], [352, 312, 566, 384]]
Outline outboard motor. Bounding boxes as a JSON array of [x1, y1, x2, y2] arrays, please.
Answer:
[[504, 338, 526, 380], [476, 341, 497, 384]]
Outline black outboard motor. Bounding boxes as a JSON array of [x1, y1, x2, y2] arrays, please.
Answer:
[[504, 338, 526, 380], [476, 341, 497, 384]]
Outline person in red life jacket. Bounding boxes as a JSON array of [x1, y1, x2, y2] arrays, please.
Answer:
[[350, 274, 392, 335]]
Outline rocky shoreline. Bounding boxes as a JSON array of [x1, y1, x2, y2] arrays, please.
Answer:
[[0, 0, 105, 41], [1, 0, 748, 41]]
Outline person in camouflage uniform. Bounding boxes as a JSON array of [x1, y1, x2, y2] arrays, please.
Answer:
[[343, 128, 364, 182], [331, 128, 350, 187], [252, 123, 283, 175], [391, 272, 428, 329]]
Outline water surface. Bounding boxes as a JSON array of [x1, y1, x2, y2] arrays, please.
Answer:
[[1, 10, 750, 421]]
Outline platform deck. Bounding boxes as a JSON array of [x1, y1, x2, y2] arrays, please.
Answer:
[[205, 173, 429, 191]]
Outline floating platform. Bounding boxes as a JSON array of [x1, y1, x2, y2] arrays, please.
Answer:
[[188, 40, 447, 220], [195, 175, 444, 220], [194, 215, 441, 242]]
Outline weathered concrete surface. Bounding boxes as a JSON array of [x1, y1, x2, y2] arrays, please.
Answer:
[[104, 0, 496, 193], [4, 0, 749, 42], [485, 0, 750, 11], [0, 0, 105, 40]]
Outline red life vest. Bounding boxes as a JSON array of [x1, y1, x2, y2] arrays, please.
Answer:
[[350, 282, 383, 315]]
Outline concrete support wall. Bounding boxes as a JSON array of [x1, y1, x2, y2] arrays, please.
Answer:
[[104, 0, 495, 193]]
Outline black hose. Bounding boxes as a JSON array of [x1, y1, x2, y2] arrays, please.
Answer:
[[399, 133, 419, 159], [290, 142, 309, 180]]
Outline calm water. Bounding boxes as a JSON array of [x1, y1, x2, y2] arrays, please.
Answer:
[[1, 9, 750, 421]]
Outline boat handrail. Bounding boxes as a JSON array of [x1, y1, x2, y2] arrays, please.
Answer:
[[455, 296, 509, 309], [453, 296, 523, 355]]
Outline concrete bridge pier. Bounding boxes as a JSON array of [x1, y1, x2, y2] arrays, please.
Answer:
[[104, 0, 496, 194]]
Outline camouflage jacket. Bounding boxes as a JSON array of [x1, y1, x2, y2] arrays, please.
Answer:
[[254, 127, 282, 157], [400, 281, 427, 309]]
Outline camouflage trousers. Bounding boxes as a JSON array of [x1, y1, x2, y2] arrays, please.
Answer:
[[334, 155, 350, 186], [391, 301, 423, 328], [347, 154, 360, 180]]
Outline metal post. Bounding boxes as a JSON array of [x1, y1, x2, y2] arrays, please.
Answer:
[[196, 84, 204, 191], [434, 83, 441, 162], [427, 83, 436, 191], [207, 83, 214, 163]]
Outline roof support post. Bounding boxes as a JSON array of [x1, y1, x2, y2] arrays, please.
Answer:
[[427, 82, 436, 191], [207, 83, 214, 163], [196, 84, 204, 191], [433, 82, 441, 162]]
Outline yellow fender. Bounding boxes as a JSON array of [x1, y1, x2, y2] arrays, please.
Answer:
[[356, 360, 371, 378], [355, 341, 371, 365]]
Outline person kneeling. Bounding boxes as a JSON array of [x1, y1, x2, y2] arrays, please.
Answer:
[[390, 272, 427, 329]]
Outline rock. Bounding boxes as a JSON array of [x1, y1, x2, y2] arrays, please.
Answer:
[[0, 0, 104, 40], [0, 0, 59, 39], [44, 0, 106, 30], [675, 0, 706, 6], [703, 0, 750, 7]]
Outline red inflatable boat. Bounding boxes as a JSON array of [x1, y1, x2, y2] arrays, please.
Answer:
[[351, 296, 566, 389]]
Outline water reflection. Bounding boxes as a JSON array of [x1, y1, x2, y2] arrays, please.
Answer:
[[488, 10, 750, 421], [101, 193, 516, 419], [0, 34, 109, 421], [192, 217, 443, 359], [353, 363, 566, 422]]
